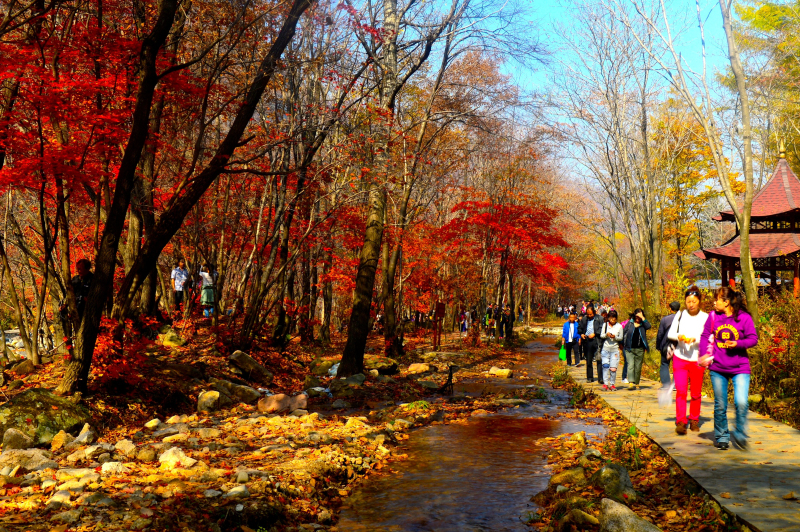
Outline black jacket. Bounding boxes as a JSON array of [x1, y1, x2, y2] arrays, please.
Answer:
[[578, 315, 604, 339], [656, 313, 678, 354], [623, 319, 652, 351]]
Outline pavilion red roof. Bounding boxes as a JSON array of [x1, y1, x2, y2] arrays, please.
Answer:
[[714, 159, 800, 221], [694, 232, 800, 260]]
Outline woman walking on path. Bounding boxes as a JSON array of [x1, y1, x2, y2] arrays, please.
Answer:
[[622, 308, 651, 390], [667, 287, 709, 435], [600, 310, 624, 391], [699, 287, 758, 451]]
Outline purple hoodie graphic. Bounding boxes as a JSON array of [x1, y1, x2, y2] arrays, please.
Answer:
[[698, 310, 758, 375]]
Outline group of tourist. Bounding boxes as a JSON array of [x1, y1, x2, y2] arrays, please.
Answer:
[[562, 286, 757, 451], [171, 259, 218, 316], [558, 300, 613, 319]]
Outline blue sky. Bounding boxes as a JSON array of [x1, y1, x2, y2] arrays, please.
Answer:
[[508, 0, 730, 91]]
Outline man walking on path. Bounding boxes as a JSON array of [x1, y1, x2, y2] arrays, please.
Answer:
[[562, 311, 580, 366], [656, 301, 681, 386], [579, 305, 604, 383], [171, 259, 190, 311]]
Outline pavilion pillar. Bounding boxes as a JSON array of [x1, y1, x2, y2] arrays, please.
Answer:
[[721, 260, 729, 287], [794, 261, 800, 298]]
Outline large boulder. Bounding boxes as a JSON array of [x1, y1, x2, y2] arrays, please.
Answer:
[[599, 498, 662, 532], [0, 449, 58, 471], [363, 355, 399, 375], [210, 379, 261, 404], [310, 359, 335, 376], [0, 388, 90, 445], [197, 390, 232, 413], [591, 463, 638, 503], [489, 366, 513, 378], [10, 359, 35, 375], [407, 363, 431, 374], [550, 467, 588, 487], [157, 328, 185, 347], [257, 394, 307, 414], [228, 351, 272, 383], [2, 428, 33, 450]]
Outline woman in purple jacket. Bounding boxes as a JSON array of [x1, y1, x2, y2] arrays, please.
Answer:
[[698, 287, 758, 451]]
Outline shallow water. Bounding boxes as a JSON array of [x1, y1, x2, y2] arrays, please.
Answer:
[[338, 340, 603, 531]]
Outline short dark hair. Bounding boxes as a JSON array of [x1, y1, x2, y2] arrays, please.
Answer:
[[669, 301, 681, 312], [608, 310, 618, 318], [568, 311, 577, 316], [76, 259, 91, 270]]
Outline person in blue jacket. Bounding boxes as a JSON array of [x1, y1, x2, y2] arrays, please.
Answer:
[[562, 311, 581, 366]]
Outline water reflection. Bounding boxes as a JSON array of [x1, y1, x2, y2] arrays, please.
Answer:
[[339, 414, 602, 531]]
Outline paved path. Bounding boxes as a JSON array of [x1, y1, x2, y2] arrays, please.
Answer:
[[566, 364, 800, 532]]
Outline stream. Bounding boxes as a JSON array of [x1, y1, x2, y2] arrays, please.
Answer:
[[338, 339, 604, 531]]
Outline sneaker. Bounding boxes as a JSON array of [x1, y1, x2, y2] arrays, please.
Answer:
[[629, 384, 637, 390], [689, 420, 700, 432], [676, 422, 687, 435], [622, 378, 629, 384], [731, 434, 749, 450], [610, 386, 617, 391], [602, 385, 608, 391], [715, 441, 729, 450]]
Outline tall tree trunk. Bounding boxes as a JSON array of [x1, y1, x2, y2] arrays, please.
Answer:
[[719, 0, 758, 319], [57, 0, 182, 394]]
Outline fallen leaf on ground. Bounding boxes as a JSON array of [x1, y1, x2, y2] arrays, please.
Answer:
[[782, 492, 797, 500], [720, 492, 731, 499]]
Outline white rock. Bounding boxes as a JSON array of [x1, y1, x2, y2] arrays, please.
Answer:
[[48, 490, 72, 505], [158, 447, 197, 470], [204, 489, 222, 498], [224, 485, 250, 498], [114, 439, 136, 457], [144, 419, 162, 430], [166, 415, 182, 424], [100, 462, 129, 475]]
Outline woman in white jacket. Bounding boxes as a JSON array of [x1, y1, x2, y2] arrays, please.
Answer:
[[667, 285, 709, 435]]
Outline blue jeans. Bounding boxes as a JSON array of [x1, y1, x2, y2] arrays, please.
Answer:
[[709, 370, 750, 444]]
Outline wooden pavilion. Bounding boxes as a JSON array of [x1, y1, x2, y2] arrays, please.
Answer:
[[695, 148, 800, 296]]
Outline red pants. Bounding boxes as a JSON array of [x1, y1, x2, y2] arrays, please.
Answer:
[[673, 356, 705, 424]]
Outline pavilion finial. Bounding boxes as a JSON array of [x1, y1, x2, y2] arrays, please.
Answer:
[[779, 139, 786, 159]]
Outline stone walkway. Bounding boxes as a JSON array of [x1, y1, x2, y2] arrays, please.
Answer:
[[566, 364, 800, 532]]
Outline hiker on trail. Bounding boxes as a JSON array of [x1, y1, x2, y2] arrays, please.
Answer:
[[171, 259, 190, 309], [622, 308, 651, 390], [699, 287, 758, 451], [485, 304, 494, 336], [562, 311, 580, 367], [667, 287, 708, 435], [499, 305, 511, 340], [199, 264, 217, 315], [517, 305, 524, 324], [504, 305, 514, 340], [600, 310, 624, 391], [656, 301, 682, 387], [60, 258, 93, 320], [578, 305, 604, 383]]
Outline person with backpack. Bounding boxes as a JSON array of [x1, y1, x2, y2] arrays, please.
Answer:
[[622, 308, 651, 390], [699, 287, 758, 451], [667, 287, 708, 435]]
